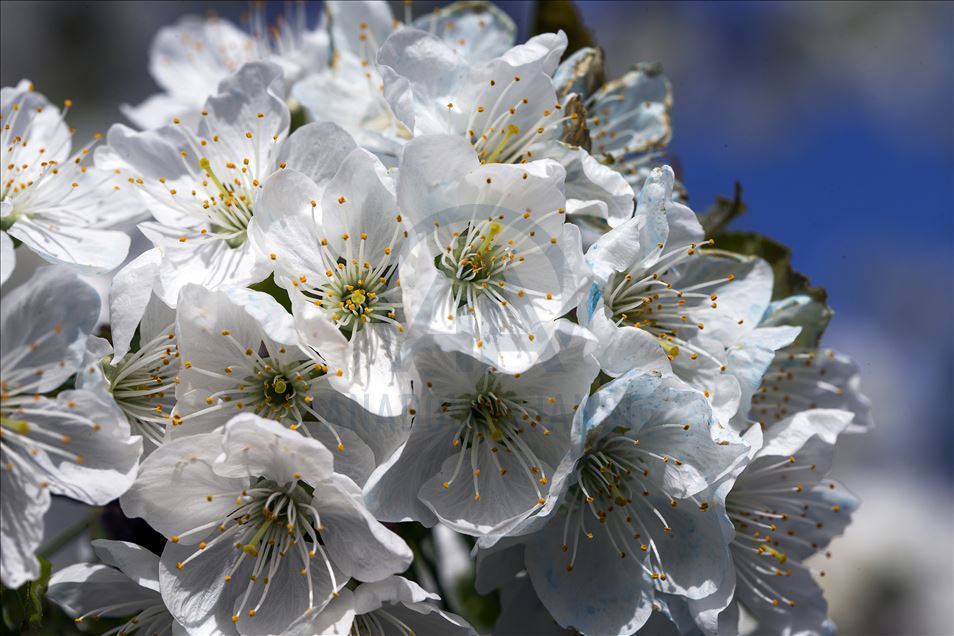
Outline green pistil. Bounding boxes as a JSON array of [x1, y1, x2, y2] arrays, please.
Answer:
[[0, 416, 29, 435], [483, 124, 520, 163], [199, 158, 229, 198], [242, 518, 274, 557]]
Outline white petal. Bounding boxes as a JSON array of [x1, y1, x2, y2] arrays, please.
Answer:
[[0, 466, 50, 589], [592, 311, 672, 378], [308, 381, 411, 468], [250, 169, 325, 288], [377, 28, 469, 134], [499, 31, 568, 75], [21, 391, 141, 505], [396, 134, 480, 228], [7, 218, 129, 274], [47, 562, 160, 618], [327, 324, 412, 418], [352, 575, 437, 614], [1, 266, 97, 392], [524, 514, 655, 635], [411, 1, 515, 64], [140, 222, 270, 307], [217, 414, 335, 485], [328, 0, 394, 57], [202, 62, 289, 164], [0, 230, 15, 286], [757, 408, 853, 458], [92, 539, 161, 592], [148, 15, 254, 100], [109, 249, 162, 360], [276, 122, 358, 194], [560, 144, 635, 226], [318, 474, 413, 582], [120, 432, 245, 541], [120, 92, 198, 130], [318, 148, 397, 262]]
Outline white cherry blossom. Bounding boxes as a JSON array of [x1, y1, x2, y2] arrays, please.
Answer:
[[120, 413, 412, 635], [554, 48, 675, 199], [397, 134, 590, 372], [123, 6, 329, 129], [0, 268, 141, 588], [293, 0, 516, 163], [47, 539, 182, 635], [580, 166, 791, 424], [377, 26, 635, 226], [291, 575, 477, 636], [102, 61, 305, 306], [253, 147, 413, 416], [1, 81, 134, 283], [172, 284, 409, 484], [365, 320, 598, 539], [480, 369, 748, 636]]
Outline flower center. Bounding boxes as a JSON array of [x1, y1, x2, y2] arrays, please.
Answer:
[[559, 433, 701, 581], [101, 326, 178, 447], [176, 332, 350, 451], [171, 478, 337, 624], [603, 238, 732, 365], [437, 220, 511, 303], [304, 258, 400, 336], [437, 372, 551, 504], [723, 455, 837, 610], [198, 157, 255, 247]]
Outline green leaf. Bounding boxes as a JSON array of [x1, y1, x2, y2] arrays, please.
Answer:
[[698, 181, 746, 237], [249, 275, 292, 312], [761, 295, 833, 350], [454, 576, 501, 632], [712, 231, 827, 303], [1, 556, 53, 633], [532, 0, 594, 56], [24, 557, 52, 630]]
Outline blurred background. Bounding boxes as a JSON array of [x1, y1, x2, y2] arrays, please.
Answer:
[[2, 1, 952, 634]]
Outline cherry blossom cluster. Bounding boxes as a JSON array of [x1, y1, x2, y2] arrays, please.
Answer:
[[0, 2, 871, 635]]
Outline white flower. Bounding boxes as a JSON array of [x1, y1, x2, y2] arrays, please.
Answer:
[[102, 62, 300, 306], [554, 49, 675, 198], [46, 539, 182, 635], [293, 0, 516, 163], [376, 26, 635, 226], [120, 413, 413, 635], [78, 278, 178, 450], [252, 147, 413, 416], [291, 575, 477, 636], [580, 166, 785, 424], [365, 320, 598, 539], [397, 134, 590, 372], [172, 284, 409, 484], [481, 369, 748, 636], [1, 81, 134, 283], [123, 6, 329, 129], [0, 268, 142, 588], [752, 295, 873, 432], [686, 409, 858, 636]]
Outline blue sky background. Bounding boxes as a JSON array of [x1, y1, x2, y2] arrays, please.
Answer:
[[2, 2, 952, 633]]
